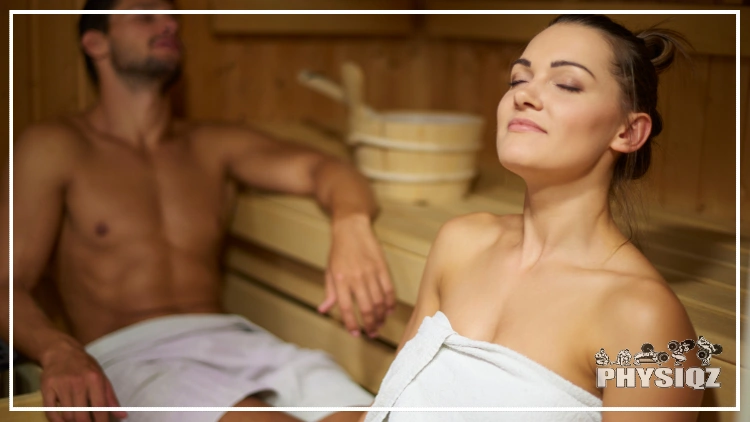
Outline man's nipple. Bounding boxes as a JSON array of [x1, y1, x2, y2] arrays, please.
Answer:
[[95, 222, 109, 237]]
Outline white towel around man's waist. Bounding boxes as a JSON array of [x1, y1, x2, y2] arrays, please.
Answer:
[[365, 311, 602, 422], [85, 313, 372, 422]]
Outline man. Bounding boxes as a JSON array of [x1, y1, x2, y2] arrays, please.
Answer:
[[2, 1, 395, 421]]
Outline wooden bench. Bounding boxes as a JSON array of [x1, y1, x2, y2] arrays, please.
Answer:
[[1, 121, 745, 422]]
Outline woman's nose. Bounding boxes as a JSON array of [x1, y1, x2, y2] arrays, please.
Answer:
[[513, 84, 542, 110]]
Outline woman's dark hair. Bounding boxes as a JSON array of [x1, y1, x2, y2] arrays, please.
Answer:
[[78, 0, 121, 85], [548, 14, 689, 242]]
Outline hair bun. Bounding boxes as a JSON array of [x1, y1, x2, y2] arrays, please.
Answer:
[[636, 28, 690, 74]]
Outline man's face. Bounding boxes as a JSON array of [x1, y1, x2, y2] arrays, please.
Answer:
[[106, 0, 182, 84]]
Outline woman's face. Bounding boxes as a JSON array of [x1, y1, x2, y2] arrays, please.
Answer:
[[496, 23, 626, 185]]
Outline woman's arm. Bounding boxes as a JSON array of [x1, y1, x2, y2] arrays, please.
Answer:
[[396, 215, 484, 353], [596, 279, 704, 421]]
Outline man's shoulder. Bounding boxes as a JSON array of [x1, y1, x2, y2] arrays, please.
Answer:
[[18, 118, 82, 141], [15, 118, 88, 171]]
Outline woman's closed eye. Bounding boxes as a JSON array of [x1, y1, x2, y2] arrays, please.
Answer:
[[555, 83, 582, 93], [509, 80, 526, 88]]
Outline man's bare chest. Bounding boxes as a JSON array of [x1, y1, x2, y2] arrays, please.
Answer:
[[63, 143, 233, 247]]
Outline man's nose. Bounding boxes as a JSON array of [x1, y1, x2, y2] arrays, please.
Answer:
[[159, 14, 179, 34]]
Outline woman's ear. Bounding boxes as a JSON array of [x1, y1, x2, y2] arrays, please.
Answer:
[[81, 30, 109, 60], [611, 113, 652, 153]]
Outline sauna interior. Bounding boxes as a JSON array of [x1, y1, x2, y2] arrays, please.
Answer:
[[1, 1, 748, 421]]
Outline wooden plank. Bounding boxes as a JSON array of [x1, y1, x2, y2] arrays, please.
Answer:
[[225, 242, 413, 346], [212, 0, 413, 10], [424, 2, 741, 57], [212, 14, 414, 36], [229, 195, 428, 305], [9, 3, 32, 151], [249, 120, 351, 161], [28, 4, 83, 120], [743, 58, 750, 228], [0, 392, 47, 422], [222, 273, 396, 394], [179, 0, 224, 120], [697, 56, 737, 224], [658, 58, 710, 220], [645, 244, 742, 289], [211, 0, 414, 37]]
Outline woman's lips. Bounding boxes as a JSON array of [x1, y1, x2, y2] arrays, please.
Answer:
[[508, 118, 546, 133]]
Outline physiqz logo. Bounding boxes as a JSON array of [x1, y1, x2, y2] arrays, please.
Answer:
[[595, 336, 723, 390]]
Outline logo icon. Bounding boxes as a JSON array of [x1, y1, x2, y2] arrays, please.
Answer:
[[667, 339, 695, 366], [696, 336, 723, 366], [595, 337, 722, 390], [633, 343, 670, 366]]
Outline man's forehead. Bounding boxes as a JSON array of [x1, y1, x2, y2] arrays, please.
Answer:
[[114, 0, 174, 10]]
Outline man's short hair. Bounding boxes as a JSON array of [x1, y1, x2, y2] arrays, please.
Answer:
[[78, 0, 120, 85]]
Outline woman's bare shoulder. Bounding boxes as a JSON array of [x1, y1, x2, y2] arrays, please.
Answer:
[[437, 212, 521, 247], [589, 246, 696, 361]]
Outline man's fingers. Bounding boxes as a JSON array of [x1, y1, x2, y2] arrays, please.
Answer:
[[72, 384, 91, 422], [352, 283, 377, 336], [42, 387, 64, 422], [366, 273, 386, 328], [86, 376, 109, 422], [57, 388, 75, 422], [334, 278, 360, 336], [377, 270, 397, 314], [317, 273, 337, 314], [104, 380, 128, 419]]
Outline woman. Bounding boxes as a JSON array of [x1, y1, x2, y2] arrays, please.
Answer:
[[363, 15, 703, 422]]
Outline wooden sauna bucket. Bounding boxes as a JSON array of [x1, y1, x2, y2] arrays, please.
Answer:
[[349, 110, 483, 204], [300, 63, 484, 204]]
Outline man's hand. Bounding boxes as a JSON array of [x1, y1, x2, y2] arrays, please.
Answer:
[[318, 214, 396, 338], [40, 342, 127, 422]]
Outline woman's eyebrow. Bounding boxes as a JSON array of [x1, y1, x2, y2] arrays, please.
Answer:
[[511, 58, 531, 68], [551, 60, 596, 79], [510, 58, 596, 80]]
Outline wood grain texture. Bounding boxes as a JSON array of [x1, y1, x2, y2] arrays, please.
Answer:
[[424, 9, 739, 57], [697, 56, 737, 223]]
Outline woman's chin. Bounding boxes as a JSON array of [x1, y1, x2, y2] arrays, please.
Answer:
[[498, 155, 534, 177]]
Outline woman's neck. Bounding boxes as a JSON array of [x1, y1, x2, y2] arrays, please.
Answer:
[[517, 179, 627, 271]]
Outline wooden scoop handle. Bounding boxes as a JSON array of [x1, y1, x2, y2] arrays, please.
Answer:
[[298, 70, 347, 104]]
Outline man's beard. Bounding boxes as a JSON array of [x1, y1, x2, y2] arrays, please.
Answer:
[[111, 45, 182, 92]]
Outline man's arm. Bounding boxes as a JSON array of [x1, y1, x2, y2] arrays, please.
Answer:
[[2, 124, 126, 422], [213, 125, 396, 337]]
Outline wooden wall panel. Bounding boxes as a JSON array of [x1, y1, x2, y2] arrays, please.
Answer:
[[742, 60, 750, 229], [657, 58, 711, 216], [698, 56, 737, 223], [6, 0, 32, 162], [28, 1, 85, 121]]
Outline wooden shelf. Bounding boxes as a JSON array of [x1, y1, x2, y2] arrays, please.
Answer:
[[211, 0, 414, 36]]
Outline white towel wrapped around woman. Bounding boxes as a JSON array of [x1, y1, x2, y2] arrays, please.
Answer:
[[365, 311, 602, 422]]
